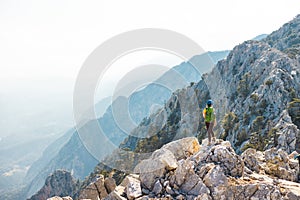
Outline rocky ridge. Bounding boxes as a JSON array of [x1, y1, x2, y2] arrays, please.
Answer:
[[28, 170, 79, 200], [51, 137, 300, 200]]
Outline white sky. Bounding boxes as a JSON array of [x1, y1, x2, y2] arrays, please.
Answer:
[[0, 0, 299, 84], [0, 0, 299, 137]]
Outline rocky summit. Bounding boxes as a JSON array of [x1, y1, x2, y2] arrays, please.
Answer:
[[51, 137, 300, 200]]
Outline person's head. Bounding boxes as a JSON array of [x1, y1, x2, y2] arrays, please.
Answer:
[[207, 99, 213, 107]]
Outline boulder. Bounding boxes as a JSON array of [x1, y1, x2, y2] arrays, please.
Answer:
[[104, 185, 127, 200], [152, 180, 163, 195], [203, 165, 228, 199], [170, 159, 194, 187], [134, 148, 177, 190], [124, 175, 142, 200], [104, 177, 117, 194], [79, 175, 108, 200], [161, 137, 200, 160]]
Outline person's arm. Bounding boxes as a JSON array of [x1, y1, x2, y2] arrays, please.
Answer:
[[202, 108, 206, 119]]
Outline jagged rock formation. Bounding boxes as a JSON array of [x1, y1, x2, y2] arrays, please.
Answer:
[[80, 137, 300, 200], [28, 170, 79, 200]]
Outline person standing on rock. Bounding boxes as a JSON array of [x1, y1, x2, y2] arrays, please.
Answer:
[[203, 100, 216, 145]]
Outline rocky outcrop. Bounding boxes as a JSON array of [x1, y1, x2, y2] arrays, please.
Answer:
[[78, 174, 114, 200], [134, 137, 199, 190], [108, 137, 300, 200], [28, 170, 78, 200], [242, 148, 299, 182]]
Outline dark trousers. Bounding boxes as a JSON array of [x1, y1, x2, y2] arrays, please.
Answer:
[[205, 122, 215, 143]]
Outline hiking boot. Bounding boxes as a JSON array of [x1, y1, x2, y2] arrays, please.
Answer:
[[212, 137, 216, 143]]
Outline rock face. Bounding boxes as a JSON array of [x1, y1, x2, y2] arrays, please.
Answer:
[[109, 137, 300, 200], [28, 170, 78, 200]]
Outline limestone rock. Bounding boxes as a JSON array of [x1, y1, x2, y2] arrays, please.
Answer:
[[203, 165, 228, 199], [242, 147, 299, 182], [79, 175, 108, 200], [134, 148, 177, 190], [104, 177, 117, 194], [193, 139, 244, 177], [152, 180, 162, 195], [124, 175, 142, 200], [161, 137, 200, 160], [171, 159, 194, 187], [104, 185, 127, 200]]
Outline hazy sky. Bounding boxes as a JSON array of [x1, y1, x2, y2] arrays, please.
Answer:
[[0, 0, 299, 137], [0, 0, 299, 84]]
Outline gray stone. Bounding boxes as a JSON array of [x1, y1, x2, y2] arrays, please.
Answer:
[[152, 180, 163, 195], [125, 175, 142, 200], [134, 148, 177, 190], [104, 185, 126, 200], [142, 188, 150, 195], [79, 175, 108, 200], [165, 186, 174, 195], [104, 177, 116, 194]]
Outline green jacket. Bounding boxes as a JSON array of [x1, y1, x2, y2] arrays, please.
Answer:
[[203, 107, 215, 122]]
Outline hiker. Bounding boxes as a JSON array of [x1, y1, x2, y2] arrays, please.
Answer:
[[203, 100, 216, 145]]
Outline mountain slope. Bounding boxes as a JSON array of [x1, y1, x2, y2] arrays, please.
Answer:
[[24, 128, 74, 185]]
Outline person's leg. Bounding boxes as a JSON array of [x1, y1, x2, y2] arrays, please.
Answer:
[[209, 121, 215, 141], [206, 122, 211, 144]]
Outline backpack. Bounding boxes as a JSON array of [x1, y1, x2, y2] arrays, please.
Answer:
[[205, 107, 215, 122]]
